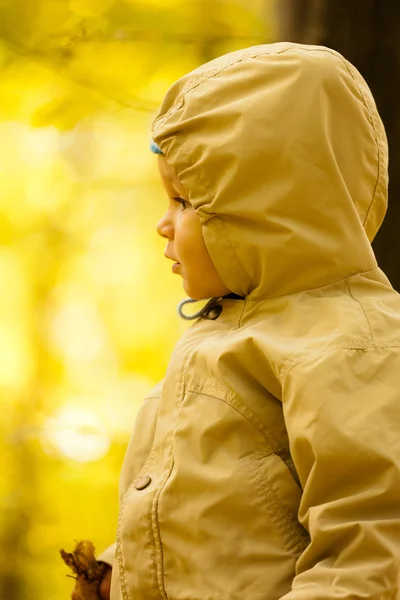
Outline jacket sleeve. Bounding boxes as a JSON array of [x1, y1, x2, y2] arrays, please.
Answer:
[[279, 348, 400, 600], [97, 542, 116, 567]]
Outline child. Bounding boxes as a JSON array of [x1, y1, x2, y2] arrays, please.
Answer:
[[76, 42, 400, 600]]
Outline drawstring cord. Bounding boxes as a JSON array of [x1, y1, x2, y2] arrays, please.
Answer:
[[177, 297, 223, 320]]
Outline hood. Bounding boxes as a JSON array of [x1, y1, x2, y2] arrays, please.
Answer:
[[151, 42, 388, 301]]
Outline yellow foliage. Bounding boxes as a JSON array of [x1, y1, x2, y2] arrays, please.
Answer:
[[69, 0, 118, 18], [0, 0, 272, 597]]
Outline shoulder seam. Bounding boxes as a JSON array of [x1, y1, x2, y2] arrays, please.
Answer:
[[279, 343, 400, 381], [346, 279, 376, 346]]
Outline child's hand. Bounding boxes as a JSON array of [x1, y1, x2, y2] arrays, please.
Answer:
[[70, 565, 111, 600], [98, 565, 112, 600], [61, 540, 111, 600]]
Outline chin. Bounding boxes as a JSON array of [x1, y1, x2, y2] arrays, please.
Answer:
[[183, 281, 223, 301]]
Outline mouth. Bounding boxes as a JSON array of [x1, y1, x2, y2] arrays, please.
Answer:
[[172, 262, 181, 273]]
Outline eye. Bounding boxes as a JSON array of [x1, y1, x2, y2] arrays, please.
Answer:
[[173, 197, 189, 210]]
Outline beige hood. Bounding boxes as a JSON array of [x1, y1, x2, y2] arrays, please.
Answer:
[[152, 42, 388, 300]]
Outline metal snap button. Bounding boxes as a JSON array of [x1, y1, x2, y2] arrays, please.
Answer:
[[134, 475, 152, 490], [206, 305, 222, 320]]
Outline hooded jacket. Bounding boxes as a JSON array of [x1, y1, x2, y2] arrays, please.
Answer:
[[99, 42, 400, 600]]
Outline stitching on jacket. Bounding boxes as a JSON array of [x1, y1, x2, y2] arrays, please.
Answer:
[[244, 453, 309, 555], [185, 375, 302, 486], [313, 49, 382, 228], [185, 383, 282, 454], [236, 298, 247, 329], [151, 349, 193, 599], [151, 45, 294, 130], [152, 46, 281, 129], [346, 279, 376, 347], [115, 521, 129, 600], [150, 361, 192, 600], [220, 216, 250, 300], [116, 393, 162, 600], [153, 44, 357, 130], [119, 393, 162, 506], [246, 266, 380, 302], [279, 343, 400, 381], [151, 462, 172, 600], [279, 339, 388, 379], [340, 62, 381, 229], [116, 447, 157, 600]]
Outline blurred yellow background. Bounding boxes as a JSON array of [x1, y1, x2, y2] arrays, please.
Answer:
[[0, 1, 273, 597]]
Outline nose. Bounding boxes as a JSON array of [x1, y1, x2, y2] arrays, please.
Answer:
[[156, 211, 174, 240]]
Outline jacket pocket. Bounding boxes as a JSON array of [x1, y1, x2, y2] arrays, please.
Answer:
[[242, 451, 310, 555]]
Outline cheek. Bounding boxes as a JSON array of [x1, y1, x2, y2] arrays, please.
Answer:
[[175, 212, 206, 262]]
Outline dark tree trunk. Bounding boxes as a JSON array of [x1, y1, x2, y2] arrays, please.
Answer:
[[275, 0, 400, 291]]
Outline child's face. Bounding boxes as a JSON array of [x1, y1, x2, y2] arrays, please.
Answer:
[[156, 155, 231, 300]]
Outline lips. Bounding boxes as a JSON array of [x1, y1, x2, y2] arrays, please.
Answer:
[[164, 251, 181, 272], [164, 253, 179, 263]]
